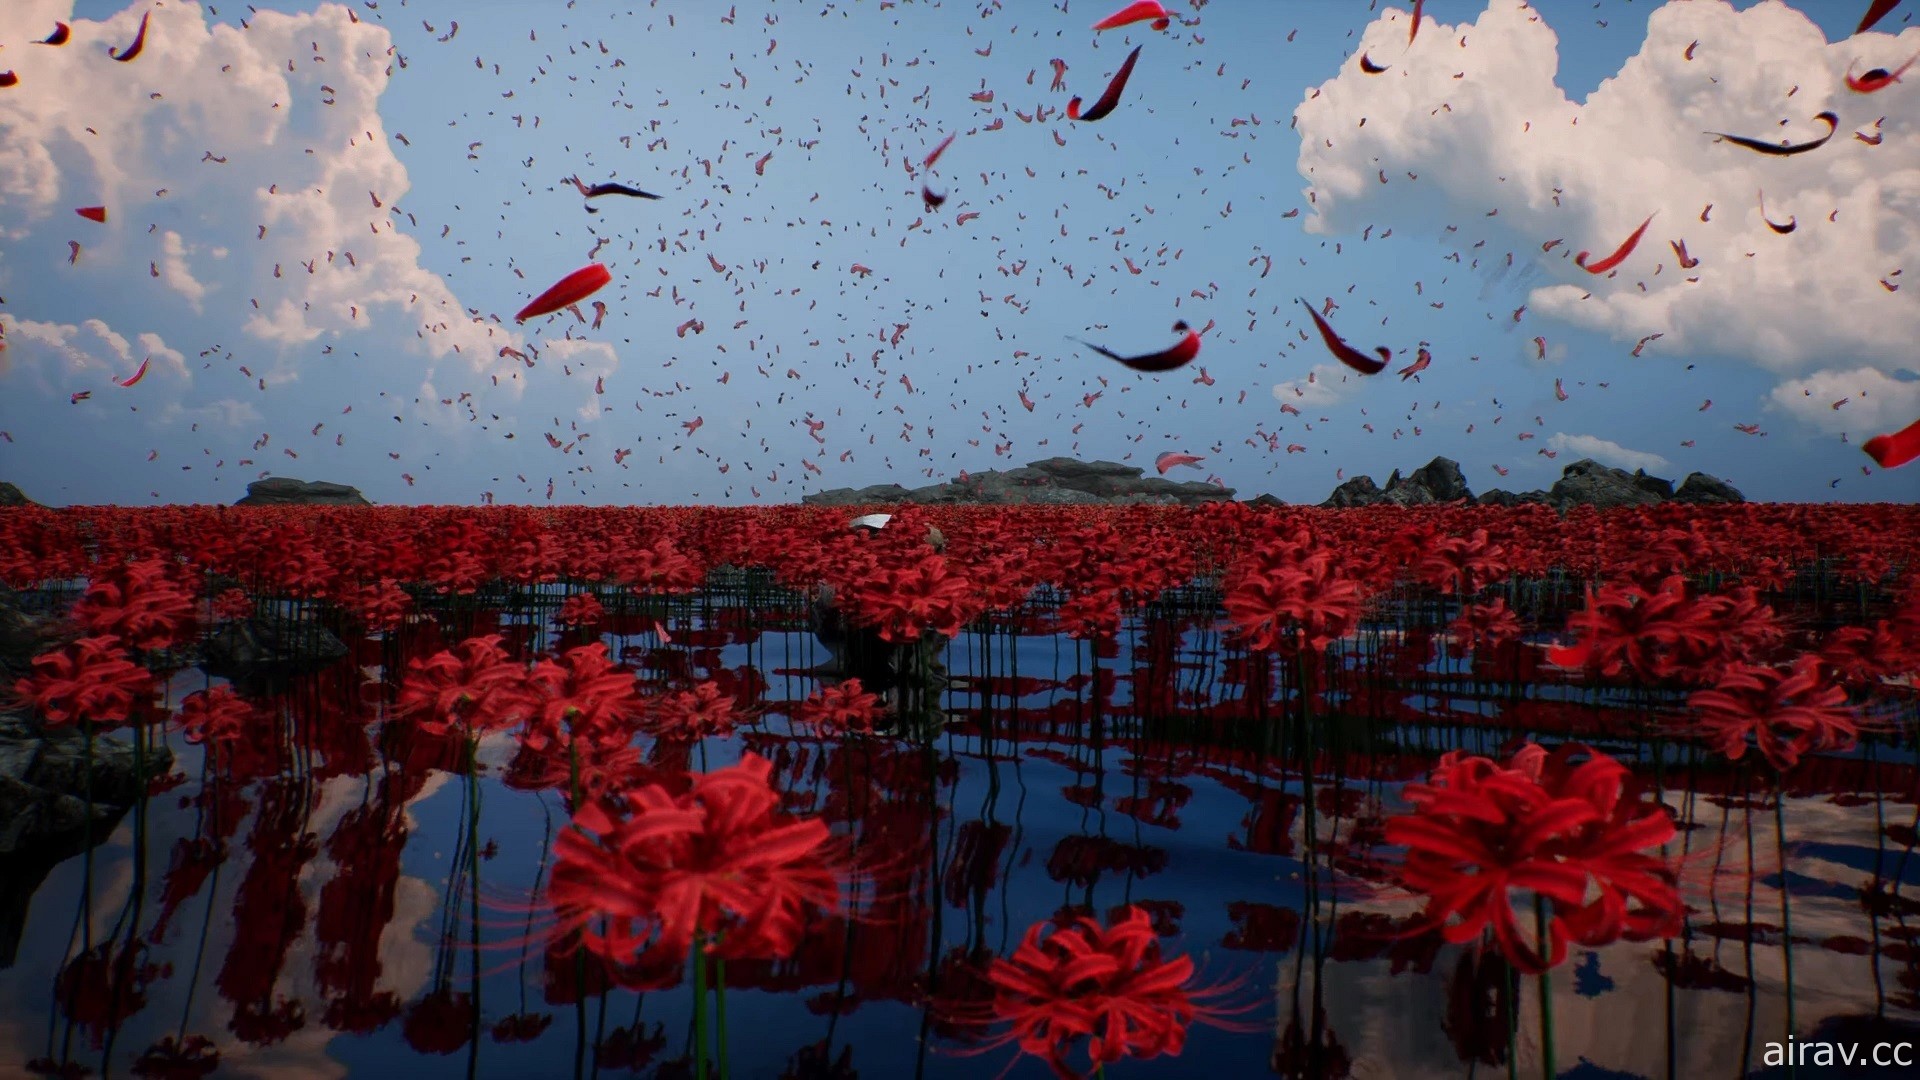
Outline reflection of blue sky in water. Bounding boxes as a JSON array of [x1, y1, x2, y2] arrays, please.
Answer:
[[2, 594, 1917, 1077]]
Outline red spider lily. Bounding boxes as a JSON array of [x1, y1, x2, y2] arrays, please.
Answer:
[[70, 559, 197, 651], [1819, 620, 1920, 689], [523, 642, 646, 750], [1412, 528, 1510, 595], [1687, 655, 1861, 772], [176, 686, 256, 753], [210, 587, 254, 622], [340, 578, 412, 632], [1450, 597, 1524, 652], [394, 634, 535, 737], [556, 591, 606, 629], [13, 635, 153, 727], [794, 678, 885, 738], [1056, 588, 1124, 642], [547, 752, 846, 965], [966, 906, 1242, 1079], [647, 680, 739, 741], [1384, 744, 1682, 974], [1223, 534, 1365, 654], [843, 554, 978, 642], [1547, 574, 1777, 685]]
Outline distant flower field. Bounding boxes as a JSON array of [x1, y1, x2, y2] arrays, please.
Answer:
[[0, 501, 1915, 1079]]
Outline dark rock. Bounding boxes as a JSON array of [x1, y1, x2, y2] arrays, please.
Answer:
[[1476, 489, 1550, 508], [1548, 459, 1666, 510], [805, 458, 1234, 507], [202, 613, 349, 679], [0, 586, 61, 683], [235, 477, 371, 507], [1244, 493, 1287, 510], [1403, 457, 1472, 503], [0, 482, 35, 508], [0, 715, 171, 857], [1673, 472, 1745, 505], [1323, 475, 1385, 508], [1328, 455, 1737, 510], [0, 714, 171, 967], [1631, 469, 1675, 499]]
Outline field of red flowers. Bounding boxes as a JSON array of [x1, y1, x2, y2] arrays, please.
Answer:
[[0, 501, 1916, 1079]]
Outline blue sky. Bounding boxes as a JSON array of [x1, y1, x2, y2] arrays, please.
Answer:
[[2, 0, 1916, 505]]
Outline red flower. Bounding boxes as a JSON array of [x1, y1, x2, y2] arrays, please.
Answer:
[[1548, 575, 1779, 685], [1384, 744, 1681, 974], [844, 555, 976, 643], [211, 587, 253, 622], [395, 634, 533, 737], [1223, 534, 1365, 654], [1687, 655, 1860, 772], [1056, 589, 1124, 643], [341, 578, 413, 632], [12, 636, 153, 728], [795, 678, 885, 738], [70, 559, 197, 651], [547, 752, 845, 965], [648, 680, 738, 741], [524, 642, 645, 750], [556, 591, 606, 629], [972, 906, 1237, 1079], [1450, 597, 1524, 653]]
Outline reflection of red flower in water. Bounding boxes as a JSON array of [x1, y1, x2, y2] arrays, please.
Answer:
[[13, 636, 153, 728], [401, 988, 474, 1056], [972, 906, 1237, 1079], [795, 678, 884, 738], [55, 940, 165, 1049], [1687, 655, 1860, 772], [1384, 744, 1681, 974], [396, 634, 533, 737], [176, 686, 255, 757], [489, 1012, 554, 1044], [130, 1034, 220, 1079], [549, 752, 844, 965]]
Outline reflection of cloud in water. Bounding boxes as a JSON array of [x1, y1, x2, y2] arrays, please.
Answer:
[[1297, 789, 1919, 1078]]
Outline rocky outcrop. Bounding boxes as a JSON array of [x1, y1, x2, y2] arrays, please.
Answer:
[[202, 612, 349, 679], [0, 482, 36, 508], [1332, 457, 1744, 511], [0, 716, 169, 856], [235, 477, 371, 507], [1320, 457, 1473, 508], [1673, 472, 1744, 505], [0, 587, 60, 683], [804, 458, 1235, 507]]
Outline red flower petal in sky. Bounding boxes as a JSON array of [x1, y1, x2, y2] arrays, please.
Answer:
[[795, 678, 885, 738]]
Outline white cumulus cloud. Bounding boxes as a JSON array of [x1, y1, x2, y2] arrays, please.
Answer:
[[1273, 362, 1366, 410], [1295, 0, 1920, 392], [0, 1, 518, 373], [1547, 432, 1671, 473], [1768, 365, 1920, 437]]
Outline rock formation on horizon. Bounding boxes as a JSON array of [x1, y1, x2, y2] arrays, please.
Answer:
[[235, 477, 372, 507], [1321, 455, 1743, 510], [803, 457, 1236, 507], [0, 482, 37, 508]]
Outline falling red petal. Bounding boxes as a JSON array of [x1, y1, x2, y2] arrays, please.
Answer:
[[76, 206, 108, 224], [1862, 417, 1920, 469], [1575, 213, 1655, 275], [1092, 1, 1172, 32], [112, 11, 152, 63], [515, 264, 612, 323]]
